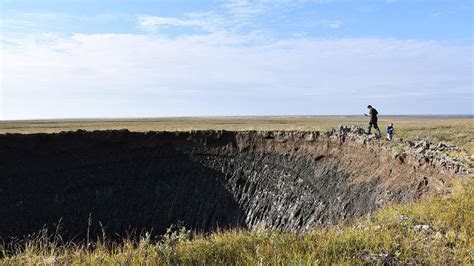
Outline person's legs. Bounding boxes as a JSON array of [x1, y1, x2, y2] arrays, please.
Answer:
[[373, 120, 381, 136], [367, 121, 373, 134]]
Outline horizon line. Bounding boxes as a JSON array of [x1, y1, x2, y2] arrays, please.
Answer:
[[1, 114, 473, 122]]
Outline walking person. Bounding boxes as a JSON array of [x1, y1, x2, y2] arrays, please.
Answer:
[[365, 105, 381, 137]]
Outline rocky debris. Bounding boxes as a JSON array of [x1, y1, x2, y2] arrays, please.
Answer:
[[338, 125, 366, 135], [410, 140, 431, 153], [331, 125, 470, 175], [435, 142, 456, 152], [413, 224, 432, 234], [406, 139, 465, 154]]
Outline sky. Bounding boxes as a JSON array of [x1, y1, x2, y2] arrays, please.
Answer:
[[1, 0, 473, 119]]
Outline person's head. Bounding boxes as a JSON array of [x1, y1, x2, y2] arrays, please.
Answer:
[[389, 123, 393, 126], [367, 105, 372, 109]]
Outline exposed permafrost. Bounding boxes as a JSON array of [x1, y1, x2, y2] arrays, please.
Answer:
[[0, 126, 469, 240]]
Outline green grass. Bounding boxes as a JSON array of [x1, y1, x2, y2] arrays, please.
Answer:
[[2, 179, 472, 265]]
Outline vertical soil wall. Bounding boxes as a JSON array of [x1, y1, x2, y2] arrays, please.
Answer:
[[0, 128, 466, 239]]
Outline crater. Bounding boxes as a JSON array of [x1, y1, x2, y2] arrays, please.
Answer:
[[0, 128, 465, 240]]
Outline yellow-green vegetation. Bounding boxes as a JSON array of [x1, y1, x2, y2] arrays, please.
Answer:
[[1, 116, 473, 155], [2, 179, 472, 265]]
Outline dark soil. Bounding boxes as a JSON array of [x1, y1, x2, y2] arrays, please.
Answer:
[[0, 129, 463, 240]]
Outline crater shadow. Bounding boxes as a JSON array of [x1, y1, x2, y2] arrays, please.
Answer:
[[0, 147, 247, 241]]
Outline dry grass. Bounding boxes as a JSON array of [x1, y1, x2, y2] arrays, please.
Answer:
[[1, 179, 472, 265]]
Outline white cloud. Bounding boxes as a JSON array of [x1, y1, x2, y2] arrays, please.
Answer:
[[136, 0, 345, 34], [137, 16, 187, 30], [137, 14, 225, 32], [323, 20, 343, 29], [1, 33, 472, 119]]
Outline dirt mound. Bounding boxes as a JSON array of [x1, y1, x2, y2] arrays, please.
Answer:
[[0, 127, 468, 240]]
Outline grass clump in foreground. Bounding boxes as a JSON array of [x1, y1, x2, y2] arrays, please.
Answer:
[[1, 179, 473, 265]]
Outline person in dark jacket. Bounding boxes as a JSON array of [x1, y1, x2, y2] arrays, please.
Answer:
[[365, 105, 381, 136]]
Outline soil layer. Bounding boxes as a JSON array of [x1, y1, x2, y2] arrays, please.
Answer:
[[0, 128, 465, 240]]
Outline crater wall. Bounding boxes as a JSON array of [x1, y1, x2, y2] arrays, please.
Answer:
[[0, 129, 465, 239]]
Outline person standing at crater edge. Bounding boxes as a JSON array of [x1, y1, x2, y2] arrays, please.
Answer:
[[365, 105, 381, 137]]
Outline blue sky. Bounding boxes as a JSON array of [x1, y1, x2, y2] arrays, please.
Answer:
[[1, 0, 473, 119]]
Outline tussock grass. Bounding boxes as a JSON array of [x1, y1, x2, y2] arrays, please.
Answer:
[[2, 179, 472, 265]]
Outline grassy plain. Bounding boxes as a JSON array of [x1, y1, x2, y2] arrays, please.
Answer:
[[1, 116, 473, 154]]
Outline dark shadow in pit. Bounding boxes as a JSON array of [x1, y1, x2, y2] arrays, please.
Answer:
[[0, 149, 247, 242]]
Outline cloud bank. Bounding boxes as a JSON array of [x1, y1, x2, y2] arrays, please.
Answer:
[[2, 32, 472, 119]]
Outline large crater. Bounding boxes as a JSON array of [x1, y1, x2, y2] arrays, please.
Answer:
[[0, 128, 465, 240]]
